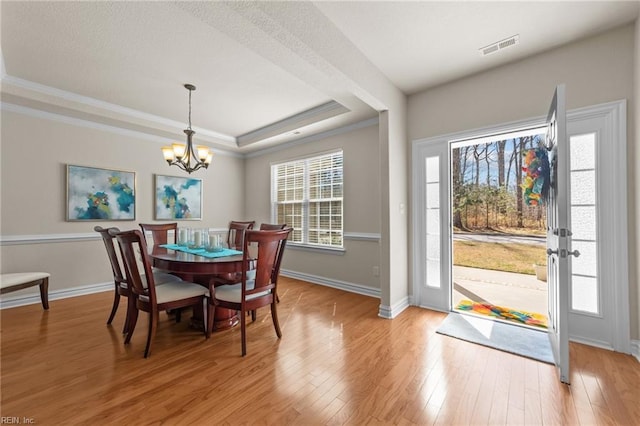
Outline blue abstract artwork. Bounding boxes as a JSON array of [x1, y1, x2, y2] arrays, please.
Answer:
[[154, 175, 202, 220], [67, 165, 136, 221]]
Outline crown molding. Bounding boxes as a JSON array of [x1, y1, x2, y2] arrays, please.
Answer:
[[237, 101, 350, 147], [1, 74, 237, 146], [1, 74, 377, 156], [245, 116, 379, 158], [1, 102, 243, 158]]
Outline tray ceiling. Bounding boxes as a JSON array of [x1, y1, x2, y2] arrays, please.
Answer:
[[1, 1, 637, 153]]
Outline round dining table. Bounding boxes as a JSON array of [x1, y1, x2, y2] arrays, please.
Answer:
[[149, 245, 254, 330]]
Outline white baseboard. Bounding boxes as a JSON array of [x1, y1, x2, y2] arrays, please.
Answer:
[[6, 277, 637, 363], [569, 336, 614, 351], [0, 281, 113, 309], [378, 296, 410, 319], [280, 269, 380, 299], [2, 271, 379, 310], [631, 340, 640, 362]]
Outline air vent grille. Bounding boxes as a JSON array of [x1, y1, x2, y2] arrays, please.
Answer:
[[479, 34, 520, 56]]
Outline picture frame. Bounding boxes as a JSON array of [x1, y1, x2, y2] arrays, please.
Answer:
[[154, 174, 202, 220], [66, 164, 136, 221]]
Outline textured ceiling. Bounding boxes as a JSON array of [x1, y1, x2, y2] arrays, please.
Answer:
[[1, 1, 638, 153], [316, 1, 639, 94]]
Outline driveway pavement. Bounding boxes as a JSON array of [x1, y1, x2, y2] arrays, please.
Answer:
[[453, 233, 545, 246], [452, 265, 548, 316]]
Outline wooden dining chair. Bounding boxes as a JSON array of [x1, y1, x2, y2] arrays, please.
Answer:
[[229, 222, 288, 313], [95, 226, 182, 335], [139, 223, 177, 246], [208, 228, 291, 356], [114, 229, 212, 358], [211, 220, 256, 286]]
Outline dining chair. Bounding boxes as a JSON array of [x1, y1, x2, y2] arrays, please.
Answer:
[[95, 226, 182, 335], [211, 220, 256, 286], [208, 228, 291, 356], [139, 222, 178, 247], [114, 229, 212, 358]]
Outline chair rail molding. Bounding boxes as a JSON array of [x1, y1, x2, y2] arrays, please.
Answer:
[[343, 232, 381, 241], [0, 232, 100, 245]]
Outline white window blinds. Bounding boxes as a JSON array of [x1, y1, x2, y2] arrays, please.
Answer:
[[272, 151, 343, 248]]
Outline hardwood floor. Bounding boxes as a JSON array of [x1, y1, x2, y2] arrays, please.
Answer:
[[1, 277, 639, 425]]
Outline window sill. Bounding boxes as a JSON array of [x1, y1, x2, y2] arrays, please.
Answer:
[[287, 243, 346, 255]]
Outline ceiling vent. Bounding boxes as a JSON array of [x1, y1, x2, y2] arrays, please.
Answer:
[[479, 34, 520, 57]]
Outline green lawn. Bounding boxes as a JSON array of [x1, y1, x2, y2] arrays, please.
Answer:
[[453, 240, 547, 275]]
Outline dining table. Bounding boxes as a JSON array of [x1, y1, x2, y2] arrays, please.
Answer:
[[149, 244, 255, 330]]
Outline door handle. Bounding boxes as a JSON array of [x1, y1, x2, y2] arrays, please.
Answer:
[[547, 248, 580, 258]]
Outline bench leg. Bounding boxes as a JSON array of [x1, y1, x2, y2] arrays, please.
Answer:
[[39, 277, 49, 310]]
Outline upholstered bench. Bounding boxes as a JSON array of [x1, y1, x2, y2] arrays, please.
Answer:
[[0, 272, 50, 309]]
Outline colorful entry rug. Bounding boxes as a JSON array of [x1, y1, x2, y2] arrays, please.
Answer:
[[455, 299, 548, 329]]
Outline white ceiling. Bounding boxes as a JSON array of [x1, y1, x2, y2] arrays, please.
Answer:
[[2, 1, 638, 154]]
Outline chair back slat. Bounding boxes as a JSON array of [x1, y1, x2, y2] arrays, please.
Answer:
[[94, 226, 125, 284], [228, 221, 255, 250], [258, 224, 288, 285], [139, 223, 177, 246], [271, 229, 290, 285], [242, 229, 291, 296], [259, 223, 287, 230], [115, 229, 157, 305]]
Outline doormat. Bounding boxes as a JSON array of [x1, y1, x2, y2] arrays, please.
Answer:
[[436, 313, 554, 364], [455, 299, 548, 328]]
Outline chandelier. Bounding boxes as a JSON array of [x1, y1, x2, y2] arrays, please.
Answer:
[[161, 84, 213, 174]]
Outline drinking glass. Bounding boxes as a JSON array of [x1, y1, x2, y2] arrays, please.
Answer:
[[177, 227, 189, 247]]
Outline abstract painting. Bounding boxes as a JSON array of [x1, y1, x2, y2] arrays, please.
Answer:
[[154, 174, 202, 220], [67, 165, 136, 221]]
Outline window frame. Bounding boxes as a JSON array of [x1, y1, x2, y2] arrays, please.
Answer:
[[271, 150, 344, 251]]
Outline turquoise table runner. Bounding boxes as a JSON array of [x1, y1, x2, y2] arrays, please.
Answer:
[[160, 244, 243, 259]]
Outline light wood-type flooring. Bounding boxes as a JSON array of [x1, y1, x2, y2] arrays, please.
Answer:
[[1, 277, 639, 425]]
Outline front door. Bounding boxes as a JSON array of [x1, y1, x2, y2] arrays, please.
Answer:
[[411, 92, 629, 377], [544, 85, 572, 384]]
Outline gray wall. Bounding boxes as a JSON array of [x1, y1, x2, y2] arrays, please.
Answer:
[[0, 109, 245, 295], [408, 24, 638, 340], [244, 122, 381, 292]]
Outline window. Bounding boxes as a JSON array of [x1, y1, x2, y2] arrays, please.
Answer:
[[569, 133, 599, 314], [271, 151, 343, 248], [424, 155, 440, 288]]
